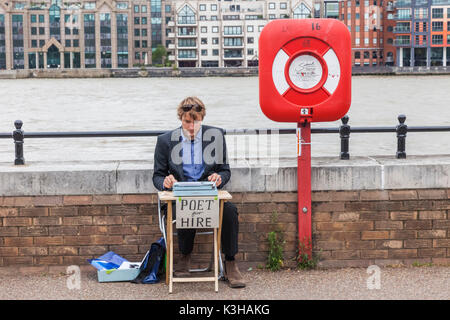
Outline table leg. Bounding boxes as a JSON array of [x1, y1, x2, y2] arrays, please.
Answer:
[[214, 227, 218, 292], [217, 200, 224, 266], [168, 200, 173, 293]]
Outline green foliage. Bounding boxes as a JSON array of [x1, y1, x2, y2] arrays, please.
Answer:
[[296, 238, 321, 270], [152, 44, 167, 64], [266, 212, 285, 272]]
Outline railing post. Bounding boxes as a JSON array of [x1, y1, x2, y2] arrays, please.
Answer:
[[13, 120, 25, 165], [396, 114, 407, 159], [339, 115, 350, 160]]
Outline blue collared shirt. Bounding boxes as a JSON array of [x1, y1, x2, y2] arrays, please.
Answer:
[[181, 126, 205, 181]]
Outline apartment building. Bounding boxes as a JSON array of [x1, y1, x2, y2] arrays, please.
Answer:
[[166, 0, 318, 68], [0, 0, 169, 70], [393, 0, 450, 67], [339, 0, 400, 67]]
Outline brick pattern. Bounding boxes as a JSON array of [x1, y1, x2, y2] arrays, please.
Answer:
[[0, 189, 449, 271], [312, 189, 450, 268]]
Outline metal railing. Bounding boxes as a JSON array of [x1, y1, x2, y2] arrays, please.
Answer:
[[1, 115, 450, 165]]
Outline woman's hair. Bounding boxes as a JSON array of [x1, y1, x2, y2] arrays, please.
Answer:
[[177, 96, 206, 121]]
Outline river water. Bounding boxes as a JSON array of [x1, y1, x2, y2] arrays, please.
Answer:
[[0, 75, 449, 163]]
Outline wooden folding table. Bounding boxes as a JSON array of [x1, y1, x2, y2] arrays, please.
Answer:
[[157, 190, 232, 293]]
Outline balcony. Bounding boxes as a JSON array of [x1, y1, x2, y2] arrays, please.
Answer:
[[178, 55, 197, 60], [394, 38, 411, 45], [386, 4, 395, 11], [393, 26, 411, 33], [223, 54, 243, 59], [167, 21, 175, 27], [176, 18, 197, 26], [167, 33, 175, 38], [177, 44, 197, 49], [223, 43, 244, 48], [177, 32, 197, 38], [223, 33, 244, 37], [168, 43, 175, 49], [394, 0, 411, 7], [393, 14, 411, 20], [168, 55, 175, 61]]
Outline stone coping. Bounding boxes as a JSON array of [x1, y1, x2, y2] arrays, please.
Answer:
[[0, 155, 449, 196]]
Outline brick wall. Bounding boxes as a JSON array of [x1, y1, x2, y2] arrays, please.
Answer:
[[0, 189, 449, 271]]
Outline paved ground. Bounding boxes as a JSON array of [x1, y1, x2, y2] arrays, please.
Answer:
[[0, 266, 449, 300]]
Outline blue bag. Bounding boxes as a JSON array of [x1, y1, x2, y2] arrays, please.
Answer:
[[131, 237, 166, 284]]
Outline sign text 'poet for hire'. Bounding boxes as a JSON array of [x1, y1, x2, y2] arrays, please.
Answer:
[[176, 197, 219, 229]]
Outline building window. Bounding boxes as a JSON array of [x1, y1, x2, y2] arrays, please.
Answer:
[[201, 49, 207, 56], [211, 4, 217, 11], [269, 2, 276, 10], [117, 13, 129, 68], [134, 17, 140, 24], [432, 21, 443, 32], [84, 13, 96, 68], [247, 37, 254, 44], [178, 5, 196, 24], [135, 40, 140, 48], [355, 52, 361, 59], [293, 3, 311, 19], [201, 26, 207, 33], [432, 34, 443, 45], [142, 5, 147, 13], [178, 49, 196, 58], [117, 2, 128, 9], [84, 2, 96, 10], [212, 37, 219, 44], [39, 15, 45, 23], [224, 37, 242, 46], [100, 13, 112, 68], [134, 5, 139, 13], [432, 8, 443, 19], [224, 26, 242, 35], [199, 4, 206, 11], [212, 49, 219, 56], [178, 38, 196, 47], [280, 2, 287, 9], [31, 15, 37, 23]]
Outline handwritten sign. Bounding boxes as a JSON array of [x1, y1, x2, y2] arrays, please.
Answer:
[[176, 196, 219, 229]]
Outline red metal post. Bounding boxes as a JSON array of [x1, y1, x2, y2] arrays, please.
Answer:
[[297, 121, 312, 258]]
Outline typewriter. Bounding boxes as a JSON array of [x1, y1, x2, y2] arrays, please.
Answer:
[[172, 181, 218, 197]]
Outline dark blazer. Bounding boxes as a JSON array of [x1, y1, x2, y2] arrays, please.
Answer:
[[152, 125, 231, 191]]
